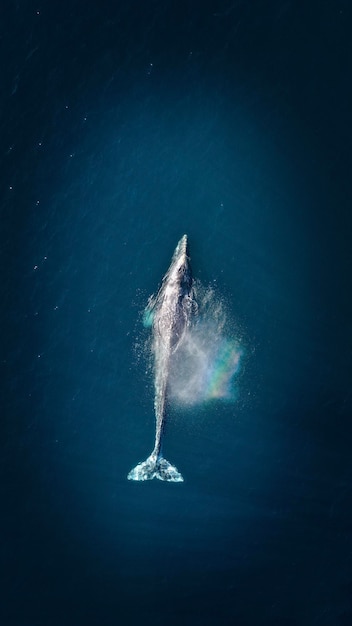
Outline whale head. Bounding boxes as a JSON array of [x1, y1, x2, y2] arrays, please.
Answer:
[[174, 234, 189, 258], [168, 234, 191, 292]]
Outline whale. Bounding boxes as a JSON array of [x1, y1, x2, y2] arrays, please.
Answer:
[[128, 234, 196, 482]]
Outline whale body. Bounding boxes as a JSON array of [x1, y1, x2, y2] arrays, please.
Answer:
[[128, 234, 196, 482]]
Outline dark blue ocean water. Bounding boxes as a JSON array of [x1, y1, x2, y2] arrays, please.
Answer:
[[2, 2, 352, 625]]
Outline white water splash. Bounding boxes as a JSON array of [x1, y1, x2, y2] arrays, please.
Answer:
[[136, 281, 244, 407], [168, 282, 243, 406]]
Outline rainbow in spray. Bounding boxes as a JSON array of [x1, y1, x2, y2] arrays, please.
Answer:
[[168, 322, 243, 407], [203, 338, 242, 400]]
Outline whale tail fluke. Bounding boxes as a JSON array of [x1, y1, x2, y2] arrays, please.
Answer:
[[127, 453, 183, 482]]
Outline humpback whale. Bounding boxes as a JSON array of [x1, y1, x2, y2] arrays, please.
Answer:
[[128, 234, 196, 482]]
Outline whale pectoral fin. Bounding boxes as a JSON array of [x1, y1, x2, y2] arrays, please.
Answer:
[[128, 454, 183, 482], [143, 296, 157, 328], [143, 308, 155, 328]]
